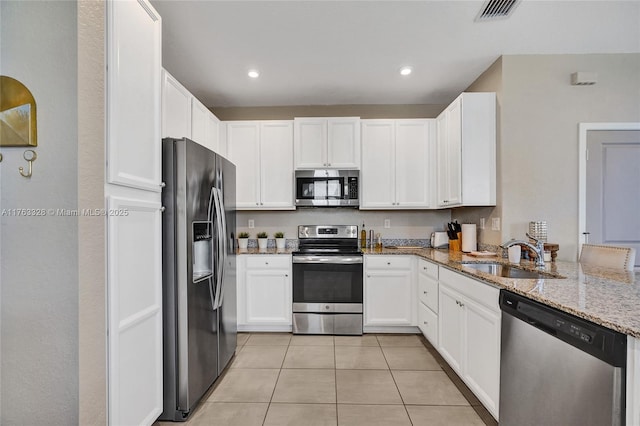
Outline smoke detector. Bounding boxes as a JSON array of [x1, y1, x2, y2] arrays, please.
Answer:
[[476, 0, 521, 21]]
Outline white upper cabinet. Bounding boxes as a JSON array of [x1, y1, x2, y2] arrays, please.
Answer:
[[226, 121, 294, 210], [191, 97, 221, 154], [361, 119, 433, 209], [161, 70, 191, 140], [436, 92, 496, 208], [162, 69, 223, 155], [294, 117, 360, 169]]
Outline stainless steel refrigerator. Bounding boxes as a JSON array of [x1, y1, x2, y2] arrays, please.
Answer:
[[160, 138, 237, 421]]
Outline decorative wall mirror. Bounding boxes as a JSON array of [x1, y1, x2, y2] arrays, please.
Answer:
[[0, 75, 37, 147]]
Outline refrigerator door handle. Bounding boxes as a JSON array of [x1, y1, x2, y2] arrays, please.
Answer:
[[207, 187, 220, 313], [212, 188, 225, 310], [216, 188, 228, 308]]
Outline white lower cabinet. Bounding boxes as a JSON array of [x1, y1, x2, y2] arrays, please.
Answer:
[[417, 258, 439, 346], [364, 256, 416, 330], [237, 255, 292, 332], [438, 267, 500, 420]]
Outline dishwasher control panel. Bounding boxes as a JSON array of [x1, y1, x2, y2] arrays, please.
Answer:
[[555, 319, 594, 343]]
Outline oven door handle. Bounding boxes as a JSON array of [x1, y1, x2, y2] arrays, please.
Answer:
[[292, 255, 363, 264]]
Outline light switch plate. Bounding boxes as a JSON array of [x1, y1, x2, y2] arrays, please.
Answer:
[[384, 219, 391, 229], [491, 218, 501, 231], [480, 218, 486, 230], [248, 219, 255, 229]]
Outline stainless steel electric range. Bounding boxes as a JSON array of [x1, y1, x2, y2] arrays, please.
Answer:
[[292, 225, 363, 335]]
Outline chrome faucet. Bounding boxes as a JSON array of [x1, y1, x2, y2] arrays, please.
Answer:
[[501, 233, 546, 268]]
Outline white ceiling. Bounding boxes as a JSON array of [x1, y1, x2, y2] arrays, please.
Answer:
[[151, 0, 640, 108]]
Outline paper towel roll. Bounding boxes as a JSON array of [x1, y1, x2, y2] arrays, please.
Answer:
[[461, 224, 477, 253]]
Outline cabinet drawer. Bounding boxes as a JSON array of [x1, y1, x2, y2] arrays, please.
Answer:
[[418, 302, 438, 346], [366, 255, 412, 270], [418, 273, 438, 313], [418, 258, 438, 279], [246, 255, 291, 269], [439, 267, 499, 312]]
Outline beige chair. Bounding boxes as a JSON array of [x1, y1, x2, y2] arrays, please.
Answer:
[[579, 244, 637, 271]]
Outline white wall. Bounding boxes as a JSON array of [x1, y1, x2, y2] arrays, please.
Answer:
[[0, 1, 79, 424], [237, 209, 452, 242]]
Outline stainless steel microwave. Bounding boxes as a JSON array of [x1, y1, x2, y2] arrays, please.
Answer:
[[295, 170, 359, 207]]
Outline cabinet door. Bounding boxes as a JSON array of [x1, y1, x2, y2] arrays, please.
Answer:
[[364, 270, 413, 326], [207, 113, 221, 156], [327, 118, 360, 168], [445, 99, 462, 206], [162, 70, 191, 140], [360, 120, 395, 208], [107, 196, 163, 426], [294, 118, 327, 168], [436, 113, 449, 207], [395, 120, 430, 208], [438, 284, 464, 373], [107, 0, 162, 192], [245, 269, 291, 325], [259, 121, 295, 209], [227, 122, 260, 208], [463, 297, 501, 418], [191, 98, 210, 149]]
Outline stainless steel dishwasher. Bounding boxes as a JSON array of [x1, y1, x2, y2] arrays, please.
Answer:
[[499, 290, 627, 426]]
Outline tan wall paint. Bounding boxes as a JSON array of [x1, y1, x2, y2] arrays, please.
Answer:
[[500, 54, 640, 261], [212, 104, 446, 121], [0, 2, 79, 423], [78, 1, 107, 424], [237, 210, 452, 242]]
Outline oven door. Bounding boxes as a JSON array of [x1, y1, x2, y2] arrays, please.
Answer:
[[292, 255, 363, 309]]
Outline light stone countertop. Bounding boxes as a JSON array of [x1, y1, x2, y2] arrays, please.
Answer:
[[365, 247, 640, 338], [236, 247, 294, 255]]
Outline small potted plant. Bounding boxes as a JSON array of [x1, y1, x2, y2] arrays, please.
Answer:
[[257, 231, 268, 250], [274, 231, 286, 250], [238, 232, 250, 250]]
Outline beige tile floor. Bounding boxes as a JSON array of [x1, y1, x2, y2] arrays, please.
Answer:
[[156, 333, 495, 426]]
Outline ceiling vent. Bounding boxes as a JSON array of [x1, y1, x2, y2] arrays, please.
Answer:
[[475, 0, 521, 21]]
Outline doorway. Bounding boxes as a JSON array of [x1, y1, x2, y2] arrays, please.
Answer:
[[578, 123, 640, 268]]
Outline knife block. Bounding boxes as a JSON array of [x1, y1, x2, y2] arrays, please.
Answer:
[[449, 233, 462, 252]]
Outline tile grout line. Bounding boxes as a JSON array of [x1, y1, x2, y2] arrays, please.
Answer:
[[377, 335, 415, 426]]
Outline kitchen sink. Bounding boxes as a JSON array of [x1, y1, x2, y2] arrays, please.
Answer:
[[460, 263, 563, 279]]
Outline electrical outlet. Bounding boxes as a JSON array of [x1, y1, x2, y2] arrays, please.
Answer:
[[491, 217, 501, 231], [480, 218, 486, 230], [248, 219, 255, 229], [384, 219, 391, 229]]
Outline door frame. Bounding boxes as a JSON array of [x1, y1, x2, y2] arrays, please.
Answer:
[[578, 122, 640, 255]]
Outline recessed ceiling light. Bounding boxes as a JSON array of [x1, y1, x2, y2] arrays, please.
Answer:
[[400, 66, 412, 76], [248, 70, 260, 78]]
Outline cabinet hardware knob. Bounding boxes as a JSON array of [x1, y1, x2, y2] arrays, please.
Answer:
[[285, 274, 288, 277], [160, 182, 166, 188], [424, 321, 428, 325], [260, 202, 264, 205], [387, 262, 391, 265], [460, 303, 464, 307], [423, 291, 427, 294], [328, 163, 331, 166], [265, 262, 269, 265], [256, 202, 259, 205], [367, 275, 371, 278], [160, 206, 166, 212], [423, 267, 427, 270]]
